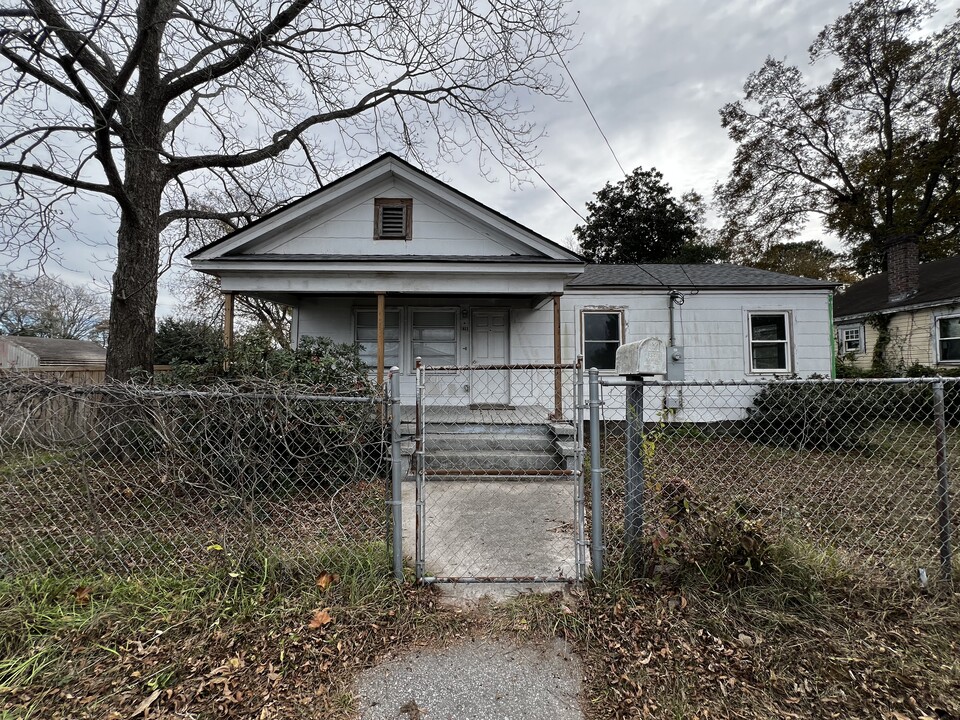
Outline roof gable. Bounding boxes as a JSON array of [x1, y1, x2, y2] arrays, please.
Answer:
[[188, 154, 583, 263]]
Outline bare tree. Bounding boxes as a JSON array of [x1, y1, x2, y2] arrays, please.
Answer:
[[0, 271, 108, 340], [0, 0, 573, 379], [716, 0, 960, 273]]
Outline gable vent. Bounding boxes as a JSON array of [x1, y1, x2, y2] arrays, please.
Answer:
[[375, 198, 412, 240], [380, 206, 406, 236]]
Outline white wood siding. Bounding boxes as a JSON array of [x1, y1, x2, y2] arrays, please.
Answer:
[[255, 178, 531, 257], [293, 287, 834, 420], [0, 340, 39, 368]]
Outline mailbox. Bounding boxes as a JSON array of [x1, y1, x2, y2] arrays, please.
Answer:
[[615, 338, 666, 377]]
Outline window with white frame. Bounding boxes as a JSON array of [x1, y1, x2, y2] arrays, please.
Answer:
[[748, 312, 792, 372], [354, 308, 400, 369], [838, 324, 864, 354], [582, 310, 623, 370], [411, 309, 457, 367], [937, 315, 960, 363]]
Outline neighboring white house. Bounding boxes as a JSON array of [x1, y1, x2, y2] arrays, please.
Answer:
[[189, 153, 837, 420]]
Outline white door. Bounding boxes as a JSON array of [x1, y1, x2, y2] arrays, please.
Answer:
[[470, 309, 510, 405]]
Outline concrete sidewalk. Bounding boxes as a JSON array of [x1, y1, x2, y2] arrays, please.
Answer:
[[355, 638, 584, 720]]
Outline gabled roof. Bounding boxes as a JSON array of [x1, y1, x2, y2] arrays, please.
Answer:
[[568, 264, 838, 290], [187, 152, 584, 263], [834, 256, 960, 318], [0, 336, 106, 365]]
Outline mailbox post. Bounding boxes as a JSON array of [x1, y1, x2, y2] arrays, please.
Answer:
[[614, 338, 666, 563]]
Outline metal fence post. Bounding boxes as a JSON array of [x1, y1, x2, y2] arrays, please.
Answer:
[[933, 380, 954, 584], [588, 367, 603, 581], [388, 368, 403, 581], [414, 357, 426, 582], [574, 357, 586, 581], [625, 376, 644, 563]]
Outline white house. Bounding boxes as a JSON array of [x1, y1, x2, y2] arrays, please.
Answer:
[[188, 153, 837, 420]]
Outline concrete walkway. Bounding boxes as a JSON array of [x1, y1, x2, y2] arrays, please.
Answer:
[[400, 480, 580, 600], [355, 638, 584, 720]]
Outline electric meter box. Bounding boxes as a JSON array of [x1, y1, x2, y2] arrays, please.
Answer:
[[615, 338, 666, 376]]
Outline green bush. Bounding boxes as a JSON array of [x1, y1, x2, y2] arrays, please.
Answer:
[[743, 382, 884, 451]]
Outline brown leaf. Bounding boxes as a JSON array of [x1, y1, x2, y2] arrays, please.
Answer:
[[128, 689, 161, 717], [73, 586, 92, 606], [308, 608, 333, 629], [315, 571, 340, 591]]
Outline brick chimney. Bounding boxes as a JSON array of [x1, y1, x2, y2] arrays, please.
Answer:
[[886, 238, 919, 303]]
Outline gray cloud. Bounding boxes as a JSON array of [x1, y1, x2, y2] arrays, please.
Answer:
[[5, 0, 868, 313]]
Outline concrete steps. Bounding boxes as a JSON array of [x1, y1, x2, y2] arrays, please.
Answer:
[[399, 421, 579, 481]]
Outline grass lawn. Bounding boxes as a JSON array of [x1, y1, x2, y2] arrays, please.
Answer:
[[1, 546, 958, 720]]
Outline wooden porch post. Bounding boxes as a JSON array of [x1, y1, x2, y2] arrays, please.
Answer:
[[223, 292, 234, 370], [553, 293, 562, 419], [376, 292, 386, 386]]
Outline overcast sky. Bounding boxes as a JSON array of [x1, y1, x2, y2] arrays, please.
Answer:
[[6, 0, 918, 315]]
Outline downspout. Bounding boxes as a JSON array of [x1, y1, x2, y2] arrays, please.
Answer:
[[829, 293, 836, 379]]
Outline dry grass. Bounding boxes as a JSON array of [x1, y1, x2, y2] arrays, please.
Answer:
[[599, 420, 960, 584]]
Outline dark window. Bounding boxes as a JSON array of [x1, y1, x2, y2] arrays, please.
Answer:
[[583, 311, 622, 370], [749, 313, 790, 372], [375, 198, 412, 240]]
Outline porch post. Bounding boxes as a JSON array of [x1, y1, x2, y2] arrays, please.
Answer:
[[553, 293, 562, 418], [222, 292, 234, 370], [376, 292, 386, 386]]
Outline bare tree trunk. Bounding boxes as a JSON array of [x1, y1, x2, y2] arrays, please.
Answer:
[[105, 149, 163, 381]]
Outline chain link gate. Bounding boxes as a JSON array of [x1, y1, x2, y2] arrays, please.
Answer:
[[412, 360, 586, 583]]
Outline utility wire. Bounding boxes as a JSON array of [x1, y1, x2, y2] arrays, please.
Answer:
[[547, 33, 627, 178]]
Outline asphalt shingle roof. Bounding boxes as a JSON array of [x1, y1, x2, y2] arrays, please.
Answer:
[[568, 264, 837, 289], [834, 256, 960, 318], [1, 337, 106, 365]]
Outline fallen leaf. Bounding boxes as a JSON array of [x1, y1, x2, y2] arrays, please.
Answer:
[[129, 689, 161, 717], [73, 586, 92, 606], [315, 571, 340, 591], [308, 608, 332, 629]]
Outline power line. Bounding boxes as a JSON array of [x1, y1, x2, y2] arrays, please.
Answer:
[[547, 33, 627, 178]]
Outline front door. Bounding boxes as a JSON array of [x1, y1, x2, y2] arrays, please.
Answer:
[[470, 309, 509, 405]]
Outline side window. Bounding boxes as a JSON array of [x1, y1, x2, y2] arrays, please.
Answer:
[[937, 315, 960, 362], [582, 311, 623, 370], [838, 324, 864, 354], [355, 309, 400, 368], [748, 312, 791, 372]]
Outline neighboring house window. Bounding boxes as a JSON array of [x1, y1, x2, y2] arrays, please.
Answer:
[[411, 309, 457, 367], [937, 315, 960, 362], [355, 309, 400, 368], [582, 311, 623, 370], [748, 312, 792, 372], [374, 198, 412, 240], [838, 324, 864, 354]]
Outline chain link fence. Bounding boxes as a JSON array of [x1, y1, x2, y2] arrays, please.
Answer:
[[594, 377, 960, 586], [411, 363, 586, 582], [0, 372, 390, 578]]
